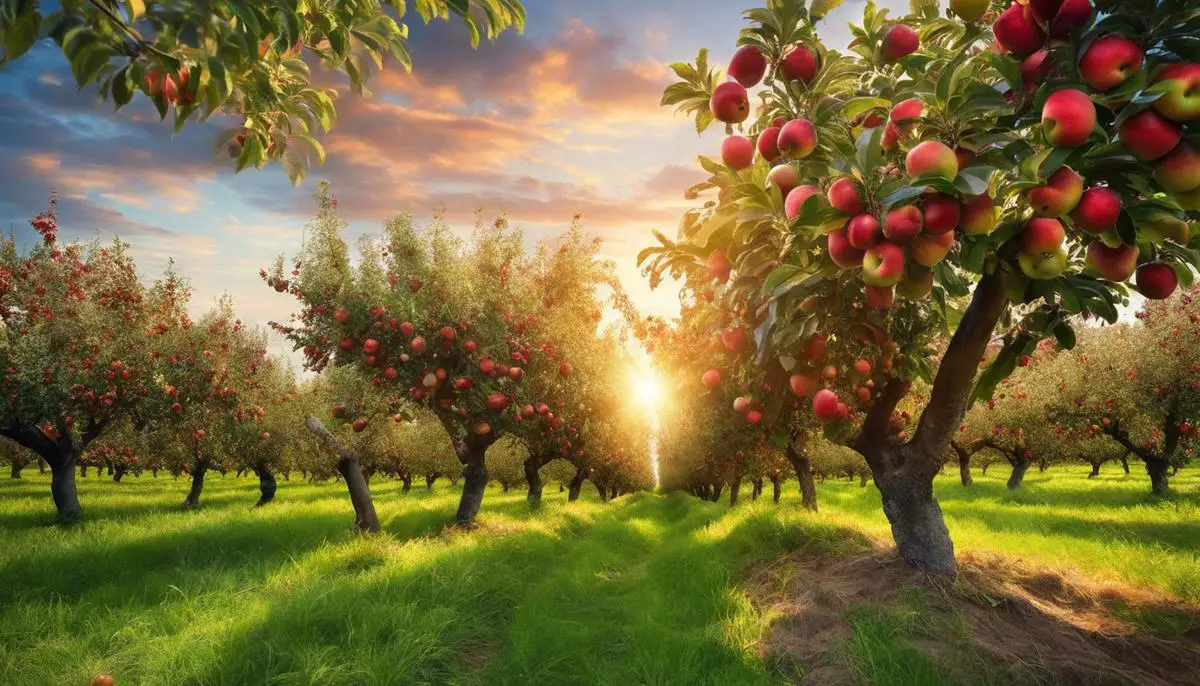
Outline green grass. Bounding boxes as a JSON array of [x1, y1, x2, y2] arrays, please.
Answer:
[[0, 464, 1197, 685]]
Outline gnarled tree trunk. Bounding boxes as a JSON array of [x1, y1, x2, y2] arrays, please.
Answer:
[[594, 480, 608, 501], [1087, 459, 1101, 479], [10, 458, 25, 479], [306, 416, 380, 532], [711, 482, 723, 503], [401, 474, 412, 493], [785, 444, 818, 512], [751, 478, 763, 500], [770, 475, 782, 503], [728, 474, 742, 506], [524, 456, 545, 507], [1121, 453, 1130, 474], [181, 455, 209, 509], [113, 465, 127, 483], [1007, 454, 1030, 490], [255, 464, 277, 507], [567, 467, 586, 502], [425, 472, 437, 489], [951, 441, 974, 487], [1146, 458, 1170, 495]]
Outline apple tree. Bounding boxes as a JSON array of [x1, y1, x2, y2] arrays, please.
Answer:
[[643, 0, 1199, 575]]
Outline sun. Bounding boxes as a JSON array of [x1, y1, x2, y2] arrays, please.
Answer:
[[634, 371, 664, 408]]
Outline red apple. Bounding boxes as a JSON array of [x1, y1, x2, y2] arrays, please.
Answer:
[[785, 184, 822, 220], [1041, 89, 1096, 147], [1152, 63, 1200, 122], [721, 135, 755, 170], [847, 214, 882, 249], [993, 2, 1046, 57], [400, 321, 414, 336], [778, 119, 817, 159], [363, 338, 380, 355], [722, 327, 748, 353], [786, 375, 816, 399], [827, 229, 866, 269], [1028, 166, 1084, 217], [828, 178, 865, 214], [746, 410, 763, 425], [559, 362, 573, 377], [1071, 187, 1122, 233], [960, 194, 997, 236], [334, 308, 351, 324], [1155, 143, 1200, 192], [352, 419, 367, 433], [1021, 217, 1067, 255], [710, 82, 750, 124], [1020, 50, 1052, 91], [757, 126, 782, 162], [733, 396, 752, 414], [921, 193, 961, 235], [1136, 262, 1178, 299], [702, 369, 722, 390], [905, 141, 958, 180], [865, 285, 895, 309], [410, 336, 426, 353], [1086, 240, 1139, 282], [1046, 0, 1092, 39], [912, 231, 955, 268], [1079, 35, 1143, 92], [440, 326, 455, 341], [779, 45, 818, 84], [384, 367, 398, 380], [707, 249, 732, 282], [882, 25, 919, 61], [889, 98, 924, 128], [479, 358, 495, 374], [812, 389, 842, 424], [487, 393, 508, 411], [884, 205, 923, 243], [1120, 109, 1182, 161], [93, 675, 115, 686], [862, 241, 906, 287], [727, 45, 767, 87]]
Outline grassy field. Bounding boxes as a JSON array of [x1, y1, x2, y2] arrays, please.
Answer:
[[1, 464, 1197, 685]]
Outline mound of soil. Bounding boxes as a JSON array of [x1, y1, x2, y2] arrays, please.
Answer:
[[748, 546, 1200, 685]]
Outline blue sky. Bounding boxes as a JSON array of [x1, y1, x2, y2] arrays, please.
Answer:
[[0, 0, 910, 360]]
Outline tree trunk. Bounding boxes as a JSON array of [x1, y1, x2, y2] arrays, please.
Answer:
[[80, 464, 88, 477], [875, 466, 956, 577], [524, 456, 544, 508], [113, 465, 127, 483], [1121, 454, 1130, 474], [594, 480, 608, 501], [1037, 457, 1048, 473], [1088, 460, 1101, 479], [401, 474, 412, 493], [500, 480, 510, 493], [255, 464, 277, 507], [729, 474, 742, 506], [455, 446, 488, 526], [106, 463, 114, 476], [771, 475, 782, 503], [859, 471, 869, 487], [981, 463, 989, 475], [952, 443, 973, 487], [426, 472, 437, 490], [38, 458, 47, 474], [751, 478, 763, 500], [50, 454, 82, 523], [181, 457, 209, 509], [785, 444, 819, 512], [1146, 458, 1170, 495], [306, 416, 380, 532], [711, 482, 723, 503], [1007, 455, 1030, 490], [152, 467, 159, 478], [9, 459, 23, 479], [567, 467, 586, 502]]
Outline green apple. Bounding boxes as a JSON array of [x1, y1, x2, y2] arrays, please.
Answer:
[[1018, 247, 1069, 280]]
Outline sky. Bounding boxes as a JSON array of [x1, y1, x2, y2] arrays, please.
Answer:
[[0, 0, 910, 361]]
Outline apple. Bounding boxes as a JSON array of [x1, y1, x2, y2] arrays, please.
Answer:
[[710, 82, 750, 124], [1136, 262, 1179, 299], [767, 164, 801, 197], [707, 249, 732, 282], [408, 278, 422, 292], [487, 393, 508, 411], [921, 194, 961, 235], [1020, 50, 1052, 91], [1041, 89, 1096, 147], [509, 366, 523, 381], [828, 178, 865, 214], [778, 119, 817, 159], [905, 141, 958, 180], [1045, 0, 1092, 39], [882, 25, 919, 61], [746, 411, 763, 426], [1028, 166, 1084, 217], [338, 338, 355, 351], [779, 45, 818, 84], [1021, 217, 1067, 255], [702, 369, 722, 390], [727, 45, 767, 87], [1140, 213, 1190, 244], [993, 3, 1046, 57], [949, 0, 988, 22], [912, 231, 955, 267], [721, 135, 755, 170], [1119, 110, 1182, 161], [400, 321, 414, 336], [464, 340, 477, 353], [473, 423, 491, 436], [882, 122, 902, 150], [410, 336, 426, 353], [812, 389, 842, 424], [722, 327, 748, 353], [194, 429, 206, 440], [862, 241, 906, 287], [853, 359, 872, 376], [363, 338, 380, 355], [479, 358, 495, 374], [1086, 241, 1139, 282], [1154, 143, 1200, 192], [1018, 245, 1069, 280], [865, 285, 895, 310], [827, 229, 866, 269], [884, 205, 923, 243], [334, 308, 351, 324], [332, 404, 346, 418], [93, 675, 115, 686], [785, 184, 822, 220], [960, 194, 997, 235], [889, 98, 924, 128], [897, 268, 934, 300], [789, 374, 818, 398], [805, 334, 828, 361], [1071, 187, 1122, 234], [733, 396, 752, 414], [1079, 35, 1143, 92], [847, 214, 882, 249], [1151, 63, 1200, 122], [757, 126, 782, 162]]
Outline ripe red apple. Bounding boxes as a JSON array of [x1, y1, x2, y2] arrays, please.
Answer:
[[727, 45, 768, 87], [722, 327, 748, 353], [882, 25, 919, 61], [862, 241, 906, 287], [464, 340, 477, 353], [509, 366, 523, 381], [721, 135, 755, 170], [1154, 143, 1200, 192], [960, 194, 997, 236], [921, 194, 961, 235], [479, 358, 495, 374], [171, 402, 182, 414], [884, 205, 923, 243], [1136, 263, 1178, 299], [912, 231, 955, 268], [1071, 187, 1122, 234], [1079, 35, 1143, 92], [766, 164, 801, 197], [400, 321, 414, 336], [993, 2, 1046, 57], [1120, 110, 1183, 161], [905, 141, 958, 180], [440, 326, 455, 341], [784, 184, 822, 220], [710, 82, 750, 124], [779, 45, 818, 84], [745, 410, 763, 425], [789, 374, 818, 398], [882, 122, 902, 150], [757, 126, 782, 162], [559, 362, 573, 377], [487, 393, 508, 411], [1041, 89, 1096, 147], [1086, 240, 1139, 282], [363, 339, 380, 355], [707, 249, 732, 282], [1021, 217, 1067, 255], [702, 369, 722, 390], [827, 229, 866, 269], [1045, 0, 1092, 39], [1028, 166, 1084, 217], [408, 278, 422, 292], [334, 308, 351, 324], [410, 336, 426, 353], [332, 404, 346, 418], [473, 422, 491, 436], [889, 98, 923, 128], [778, 119, 817, 159], [812, 389, 842, 424], [1152, 63, 1200, 122], [1019, 50, 1052, 91], [847, 214, 882, 249], [865, 285, 895, 310], [827, 178, 865, 214], [338, 338, 355, 351], [384, 367, 399, 381], [853, 359, 872, 376]]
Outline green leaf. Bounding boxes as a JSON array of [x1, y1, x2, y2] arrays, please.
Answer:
[[1052, 321, 1076, 350], [110, 63, 133, 108], [2, 9, 40, 62], [763, 265, 802, 292]]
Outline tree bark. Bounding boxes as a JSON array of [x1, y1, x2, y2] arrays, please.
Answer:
[[255, 464, 277, 507], [1146, 459, 1170, 495], [9, 459, 24, 479], [981, 463, 989, 475], [425, 472, 437, 489], [711, 482, 723, 503], [951, 441, 974, 487], [567, 467, 586, 502], [594, 480, 608, 501], [751, 478, 763, 500], [729, 474, 742, 506], [456, 446, 488, 525], [80, 463, 88, 477], [785, 444, 819, 512], [401, 474, 412, 493], [306, 416, 380, 532], [1121, 454, 1130, 474], [113, 465, 127, 483], [771, 475, 782, 503], [859, 471, 869, 487], [50, 458, 82, 522], [874, 466, 956, 577], [106, 463, 114, 476], [1007, 455, 1030, 490], [524, 456, 544, 508], [181, 457, 209, 509], [1087, 460, 1101, 479]]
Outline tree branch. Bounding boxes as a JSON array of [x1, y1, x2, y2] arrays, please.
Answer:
[[853, 376, 909, 462], [305, 415, 357, 463], [1102, 419, 1155, 463]]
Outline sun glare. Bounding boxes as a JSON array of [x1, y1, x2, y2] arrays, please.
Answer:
[[635, 374, 664, 408]]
